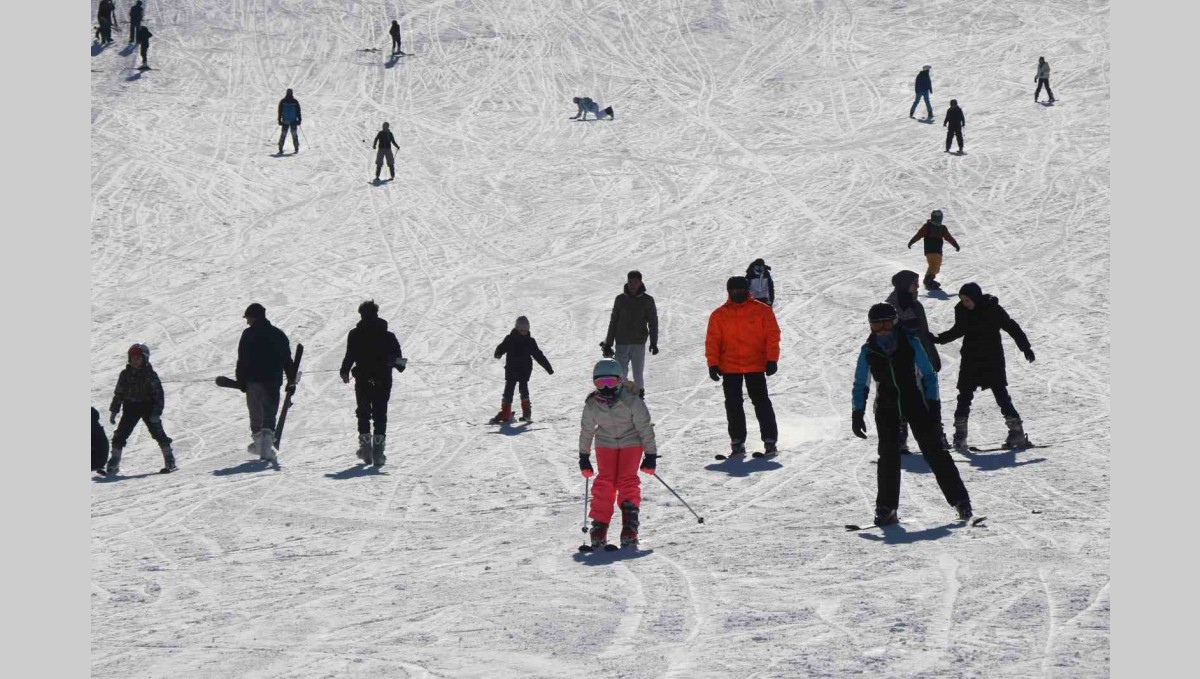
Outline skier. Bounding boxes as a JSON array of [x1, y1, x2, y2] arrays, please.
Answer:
[[128, 0, 143, 44], [372, 122, 399, 181], [135, 24, 152, 68], [237, 303, 297, 462], [579, 358, 658, 550], [389, 20, 404, 55], [1035, 57, 1055, 103], [745, 258, 775, 306], [943, 99, 965, 154], [933, 283, 1036, 450], [339, 300, 406, 467], [107, 344, 176, 475], [886, 270, 949, 452], [92, 407, 111, 475], [277, 89, 302, 154], [569, 96, 614, 121], [705, 276, 781, 457], [97, 0, 118, 44], [909, 64, 933, 119], [489, 316, 554, 424], [906, 209, 960, 290], [852, 303, 973, 526], [600, 271, 659, 398]]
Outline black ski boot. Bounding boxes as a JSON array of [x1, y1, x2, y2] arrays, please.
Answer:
[[159, 445, 177, 474], [952, 417, 969, 452], [356, 433, 373, 462], [519, 399, 532, 423], [619, 500, 639, 549], [955, 498, 974, 521], [874, 505, 899, 527], [106, 446, 123, 476], [1003, 417, 1031, 449], [372, 434, 387, 467], [762, 440, 778, 457], [729, 441, 747, 457]]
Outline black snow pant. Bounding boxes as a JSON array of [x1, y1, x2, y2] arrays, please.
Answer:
[[129, 20, 141, 43], [355, 375, 393, 435], [1035, 78, 1054, 101], [392, 35, 402, 53], [945, 126, 963, 152], [954, 385, 1020, 420], [721, 372, 778, 445], [375, 147, 395, 178], [278, 123, 299, 152], [112, 401, 172, 449], [99, 20, 112, 43], [875, 405, 968, 510], [502, 377, 530, 404], [139, 42, 149, 65]]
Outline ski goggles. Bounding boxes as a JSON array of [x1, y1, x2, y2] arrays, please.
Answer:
[[869, 319, 896, 331], [593, 376, 622, 389]]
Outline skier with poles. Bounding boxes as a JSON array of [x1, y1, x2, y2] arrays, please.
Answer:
[[389, 20, 405, 55], [569, 96, 614, 120], [851, 304, 973, 527], [909, 64, 933, 119], [128, 1, 143, 44], [277, 89, 302, 155], [886, 270, 949, 452], [599, 270, 658, 398], [372, 122, 399, 182], [340, 300, 406, 467], [578, 358, 657, 551], [907, 209, 960, 290], [943, 99, 966, 154], [1035, 57, 1055, 103], [237, 303, 297, 463], [106, 344, 176, 475], [489, 316, 554, 424]]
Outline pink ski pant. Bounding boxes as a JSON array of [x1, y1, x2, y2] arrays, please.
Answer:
[[589, 446, 644, 523]]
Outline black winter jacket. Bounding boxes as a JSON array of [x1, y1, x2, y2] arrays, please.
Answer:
[[495, 330, 552, 380], [130, 4, 144, 23], [915, 70, 932, 93], [943, 105, 965, 129], [340, 317, 404, 381], [935, 295, 1031, 391], [236, 319, 295, 387], [851, 328, 940, 423], [110, 363, 165, 416], [605, 284, 659, 346]]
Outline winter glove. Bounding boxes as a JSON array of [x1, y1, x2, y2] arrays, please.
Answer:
[[285, 382, 296, 395], [765, 361, 778, 376], [640, 453, 657, 475], [494, 349, 503, 359], [649, 343, 659, 356], [340, 371, 350, 384], [546, 367, 554, 375], [1023, 348, 1036, 363], [579, 455, 594, 478], [599, 342, 615, 358], [852, 410, 868, 439], [393, 357, 407, 373], [955, 245, 961, 252], [708, 365, 721, 382], [109, 410, 118, 425]]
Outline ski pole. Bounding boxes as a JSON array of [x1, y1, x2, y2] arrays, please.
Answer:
[[582, 477, 590, 533], [652, 473, 705, 524]]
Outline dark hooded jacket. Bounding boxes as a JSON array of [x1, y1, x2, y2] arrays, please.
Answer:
[[278, 94, 302, 125], [92, 407, 110, 471], [236, 318, 295, 387], [130, 3, 144, 25], [934, 285, 1031, 391], [109, 360, 166, 416], [604, 283, 659, 346], [852, 327, 940, 422], [943, 103, 965, 129], [915, 69, 932, 94], [495, 330, 552, 380], [885, 271, 940, 371], [745, 259, 775, 306], [340, 316, 404, 382]]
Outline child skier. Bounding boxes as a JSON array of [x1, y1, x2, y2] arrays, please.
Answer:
[[907, 209, 960, 290], [107, 344, 176, 475], [746, 258, 775, 306], [92, 407, 110, 474], [943, 99, 966, 154], [579, 358, 658, 550], [569, 96, 614, 120], [490, 316, 553, 424]]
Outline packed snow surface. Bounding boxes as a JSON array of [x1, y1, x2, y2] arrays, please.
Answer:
[[91, 0, 1109, 675]]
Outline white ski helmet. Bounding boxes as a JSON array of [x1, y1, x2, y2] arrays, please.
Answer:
[[592, 358, 623, 381]]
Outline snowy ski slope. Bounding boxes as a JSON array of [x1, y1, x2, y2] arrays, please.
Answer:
[[91, 0, 1110, 675]]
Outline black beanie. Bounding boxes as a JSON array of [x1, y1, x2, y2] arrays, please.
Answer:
[[868, 303, 897, 323], [958, 282, 984, 303], [727, 276, 749, 291], [515, 315, 530, 329], [244, 303, 266, 319], [891, 270, 920, 289]]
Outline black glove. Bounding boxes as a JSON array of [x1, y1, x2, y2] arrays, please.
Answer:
[[649, 343, 659, 356], [955, 246, 961, 252], [600, 342, 615, 358], [708, 365, 721, 382], [579, 455, 594, 478], [109, 410, 118, 425], [852, 410, 868, 439], [546, 367, 554, 375], [494, 350, 503, 359], [340, 371, 350, 384], [640, 453, 657, 475], [765, 361, 778, 376], [285, 382, 296, 395], [907, 243, 913, 249], [1023, 348, 1036, 363]]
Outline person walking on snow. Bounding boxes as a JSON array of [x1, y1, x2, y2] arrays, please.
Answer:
[[277, 89, 302, 154], [600, 271, 659, 398], [746, 258, 775, 306], [579, 358, 658, 550], [97, 0, 118, 44], [92, 407, 111, 475], [490, 316, 554, 424], [907, 209, 960, 290], [107, 344, 176, 475], [706, 276, 781, 457], [943, 99, 965, 153], [933, 282, 1036, 451], [373, 122, 399, 181], [1035, 57, 1055, 103], [389, 20, 404, 55], [570, 96, 614, 120], [136, 24, 152, 68], [852, 303, 973, 526], [909, 64, 933, 119], [237, 303, 297, 463], [886, 270, 949, 453], [128, 1, 143, 44], [340, 300, 406, 467]]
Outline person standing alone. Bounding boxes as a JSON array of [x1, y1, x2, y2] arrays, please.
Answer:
[[373, 122, 399, 181], [943, 99, 965, 154], [128, 1, 143, 44], [389, 20, 404, 55], [909, 64, 933, 119], [1035, 57, 1055, 103], [340, 300, 406, 467], [277, 89, 302, 154]]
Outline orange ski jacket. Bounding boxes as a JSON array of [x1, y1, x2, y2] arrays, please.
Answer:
[[705, 297, 781, 373]]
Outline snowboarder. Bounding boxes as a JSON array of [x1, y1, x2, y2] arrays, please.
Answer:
[[705, 276, 781, 457], [277, 89, 302, 154], [886, 270, 949, 453], [135, 24, 152, 68], [600, 271, 659, 397], [943, 99, 965, 153], [746, 258, 775, 306], [933, 283, 1036, 450], [909, 64, 933, 119], [107, 344, 176, 475], [852, 303, 973, 526], [128, 1, 143, 44], [237, 303, 297, 462], [372, 122, 399, 181], [92, 407, 111, 474], [906, 209, 960, 290], [339, 300, 406, 466], [570, 96, 614, 121], [579, 358, 658, 550], [489, 316, 554, 424], [1035, 57, 1055, 103], [97, 0, 118, 44], [389, 20, 404, 55]]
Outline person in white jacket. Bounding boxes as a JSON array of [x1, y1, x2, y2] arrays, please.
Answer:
[[578, 358, 657, 550], [1035, 57, 1055, 103]]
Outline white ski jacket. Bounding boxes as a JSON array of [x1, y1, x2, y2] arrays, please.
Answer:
[[578, 385, 657, 456]]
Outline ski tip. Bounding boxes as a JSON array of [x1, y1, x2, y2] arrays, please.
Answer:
[[578, 545, 593, 553], [971, 516, 987, 526], [604, 544, 620, 552], [844, 524, 864, 532], [714, 454, 728, 460]]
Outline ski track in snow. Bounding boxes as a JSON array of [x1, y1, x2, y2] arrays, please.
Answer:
[[92, 0, 1109, 676]]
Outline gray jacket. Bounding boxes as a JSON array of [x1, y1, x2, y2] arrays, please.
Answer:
[[886, 290, 941, 371], [605, 283, 659, 346], [578, 386, 657, 456], [1037, 61, 1050, 79]]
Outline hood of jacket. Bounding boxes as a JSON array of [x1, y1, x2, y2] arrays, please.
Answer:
[[623, 282, 647, 297]]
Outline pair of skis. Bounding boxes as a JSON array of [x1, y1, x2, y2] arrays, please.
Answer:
[[845, 516, 987, 532], [216, 343, 304, 451], [714, 450, 777, 461]]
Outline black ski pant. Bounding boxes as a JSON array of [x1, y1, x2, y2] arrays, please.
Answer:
[[99, 20, 112, 43], [945, 126, 963, 152], [954, 385, 1020, 420], [1035, 78, 1054, 101], [502, 377, 530, 404], [721, 372, 778, 445], [375, 147, 395, 177], [278, 123, 299, 152], [392, 35, 402, 53], [875, 405, 968, 510], [139, 42, 149, 65], [129, 19, 141, 43], [112, 401, 172, 449], [355, 375, 393, 435]]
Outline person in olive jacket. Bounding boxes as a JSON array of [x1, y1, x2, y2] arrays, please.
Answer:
[[490, 316, 553, 424], [600, 271, 658, 397], [237, 303, 297, 462], [340, 300, 406, 467]]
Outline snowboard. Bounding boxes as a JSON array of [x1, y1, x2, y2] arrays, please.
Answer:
[[274, 343, 304, 448]]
